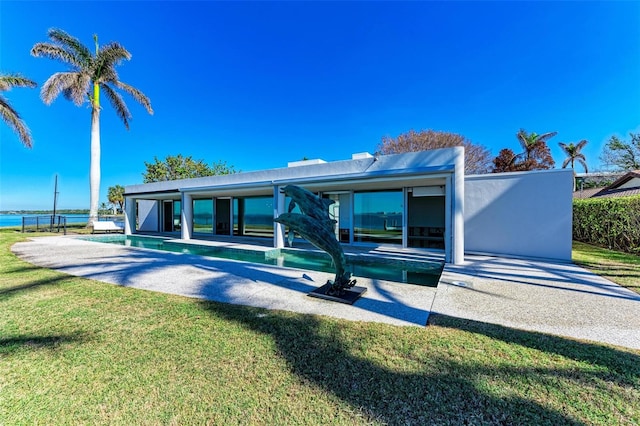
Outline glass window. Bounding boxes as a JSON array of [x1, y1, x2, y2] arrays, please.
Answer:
[[407, 193, 445, 249], [235, 196, 273, 238], [353, 191, 403, 244], [173, 200, 181, 231], [233, 198, 239, 235], [193, 199, 213, 234]]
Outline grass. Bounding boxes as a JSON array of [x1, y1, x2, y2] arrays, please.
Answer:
[[1, 230, 639, 425], [573, 241, 640, 294]]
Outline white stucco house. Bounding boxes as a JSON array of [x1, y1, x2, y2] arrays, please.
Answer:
[[124, 148, 574, 265]]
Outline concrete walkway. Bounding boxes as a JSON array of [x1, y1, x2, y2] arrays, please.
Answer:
[[11, 236, 640, 350]]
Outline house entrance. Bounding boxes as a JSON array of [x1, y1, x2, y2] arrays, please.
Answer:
[[407, 187, 445, 249], [162, 200, 181, 232], [215, 198, 231, 235]]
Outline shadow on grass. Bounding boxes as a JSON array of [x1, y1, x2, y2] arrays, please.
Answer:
[[428, 314, 640, 386], [0, 275, 68, 299], [1, 265, 42, 274], [0, 334, 85, 355], [198, 302, 639, 425]]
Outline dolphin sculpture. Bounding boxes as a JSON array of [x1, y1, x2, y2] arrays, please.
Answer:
[[274, 212, 356, 295], [281, 185, 336, 229]]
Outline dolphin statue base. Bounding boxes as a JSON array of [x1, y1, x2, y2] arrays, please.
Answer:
[[308, 282, 367, 305]]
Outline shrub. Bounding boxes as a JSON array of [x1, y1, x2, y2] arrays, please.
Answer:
[[573, 195, 640, 254]]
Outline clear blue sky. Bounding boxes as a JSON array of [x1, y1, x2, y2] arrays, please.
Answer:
[[1, 1, 639, 211]]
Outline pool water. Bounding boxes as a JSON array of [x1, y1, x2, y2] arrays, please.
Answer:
[[80, 235, 443, 287]]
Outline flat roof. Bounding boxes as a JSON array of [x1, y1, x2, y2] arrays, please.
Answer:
[[125, 148, 463, 198]]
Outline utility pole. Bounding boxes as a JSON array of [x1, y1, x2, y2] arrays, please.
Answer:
[[52, 174, 59, 230]]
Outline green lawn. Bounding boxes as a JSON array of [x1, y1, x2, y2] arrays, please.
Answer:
[[1, 230, 639, 425], [573, 241, 640, 294]]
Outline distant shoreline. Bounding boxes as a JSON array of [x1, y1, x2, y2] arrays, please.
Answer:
[[0, 210, 90, 215]]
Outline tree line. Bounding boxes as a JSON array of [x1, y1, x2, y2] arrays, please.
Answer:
[[377, 128, 639, 176]]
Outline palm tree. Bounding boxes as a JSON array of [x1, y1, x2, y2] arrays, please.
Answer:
[[31, 28, 153, 224], [0, 73, 37, 148], [107, 184, 125, 213], [516, 129, 558, 162], [99, 202, 109, 215], [559, 140, 588, 190]]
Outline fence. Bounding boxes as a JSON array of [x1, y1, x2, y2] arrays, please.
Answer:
[[20, 215, 125, 235], [22, 215, 68, 234]]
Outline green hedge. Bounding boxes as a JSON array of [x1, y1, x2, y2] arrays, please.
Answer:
[[573, 195, 640, 254]]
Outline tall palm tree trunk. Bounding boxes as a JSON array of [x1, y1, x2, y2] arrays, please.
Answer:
[[89, 83, 100, 224]]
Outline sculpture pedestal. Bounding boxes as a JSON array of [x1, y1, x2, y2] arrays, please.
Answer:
[[308, 283, 367, 305]]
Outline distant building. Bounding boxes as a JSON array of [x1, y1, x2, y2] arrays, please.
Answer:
[[574, 170, 640, 199]]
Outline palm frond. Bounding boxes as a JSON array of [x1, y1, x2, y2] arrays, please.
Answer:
[[93, 60, 120, 87], [93, 43, 131, 81], [575, 139, 588, 151], [31, 43, 83, 69], [98, 42, 131, 65], [115, 81, 153, 114], [558, 142, 569, 154], [47, 28, 92, 65], [0, 96, 33, 147], [512, 151, 525, 164], [0, 74, 37, 91], [516, 129, 531, 149], [576, 158, 588, 173], [62, 73, 91, 105], [101, 83, 131, 129], [41, 72, 89, 106], [533, 131, 558, 144], [562, 157, 571, 168]]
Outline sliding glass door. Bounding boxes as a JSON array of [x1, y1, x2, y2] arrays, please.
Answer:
[[353, 190, 403, 245]]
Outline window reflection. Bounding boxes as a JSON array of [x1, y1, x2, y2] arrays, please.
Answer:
[[353, 191, 403, 244], [233, 196, 273, 238], [193, 199, 213, 234], [173, 200, 181, 231]]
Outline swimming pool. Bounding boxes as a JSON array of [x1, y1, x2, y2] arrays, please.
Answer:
[[80, 235, 443, 287]]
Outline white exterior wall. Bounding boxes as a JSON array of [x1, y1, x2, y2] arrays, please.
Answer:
[[124, 196, 136, 235], [137, 200, 159, 232], [464, 169, 573, 261]]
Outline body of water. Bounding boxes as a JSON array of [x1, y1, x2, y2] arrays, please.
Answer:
[[0, 214, 121, 228]]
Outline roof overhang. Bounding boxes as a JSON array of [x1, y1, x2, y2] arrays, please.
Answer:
[[175, 165, 452, 198]]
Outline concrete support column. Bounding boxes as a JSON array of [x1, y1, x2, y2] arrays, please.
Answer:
[[444, 177, 452, 263], [181, 192, 193, 240], [402, 188, 408, 248], [348, 191, 354, 244], [124, 196, 136, 235], [452, 147, 465, 264], [273, 185, 285, 248]]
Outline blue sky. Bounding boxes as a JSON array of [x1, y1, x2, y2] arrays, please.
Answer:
[[1, 1, 639, 211]]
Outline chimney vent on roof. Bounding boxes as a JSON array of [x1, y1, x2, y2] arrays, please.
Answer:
[[287, 159, 327, 167], [352, 152, 373, 160]]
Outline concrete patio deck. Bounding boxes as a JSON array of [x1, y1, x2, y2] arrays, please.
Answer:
[[11, 235, 640, 350]]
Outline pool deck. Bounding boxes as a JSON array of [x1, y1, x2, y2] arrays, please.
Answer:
[[11, 235, 640, 351]]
